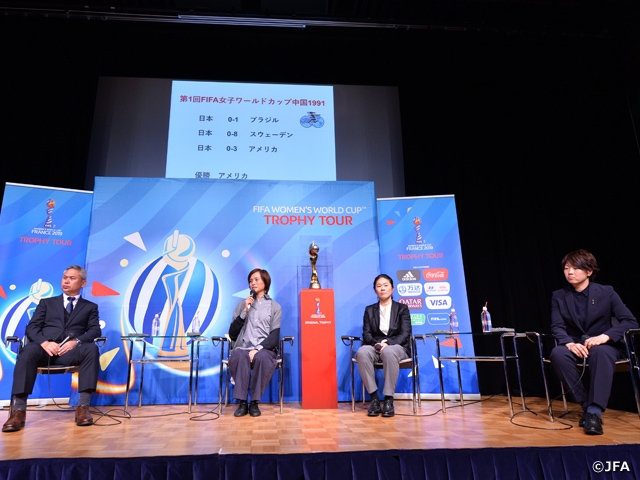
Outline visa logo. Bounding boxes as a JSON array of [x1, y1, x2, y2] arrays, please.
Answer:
[[425, 296, 452, 310]]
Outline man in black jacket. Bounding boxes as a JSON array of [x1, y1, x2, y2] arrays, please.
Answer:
[[3, 265, 101, 432]]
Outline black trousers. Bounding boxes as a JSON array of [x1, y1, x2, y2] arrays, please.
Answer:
[[550, 343, 625, 411], [11, 342, 100, 396]]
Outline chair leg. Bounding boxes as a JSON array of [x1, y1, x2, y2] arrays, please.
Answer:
[[416, 362, 421, 409], [411, 365, 417, 415], [560, 382, 569, 416], [350, 359, 356, 412], [279, 362, 284, 415], [138, 362, 145, 408], [437, 364, 447, 413], [455, 358, 464, 407], [624, 332, 640, 420], [225, 367, 230, 407], [218, 361, 224, 413], [501, 336, 516, 418], [534, 335, 555, 422], [631, 368, 640, 421]]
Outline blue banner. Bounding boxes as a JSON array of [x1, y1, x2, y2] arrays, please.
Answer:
[[377, 195, 479, 397], [85, 177, 380, 404], [0, 183, 93, 402]]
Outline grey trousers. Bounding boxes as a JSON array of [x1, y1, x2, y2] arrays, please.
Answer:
[[228, 348, 277, 402], [356, 344, 408, 397]]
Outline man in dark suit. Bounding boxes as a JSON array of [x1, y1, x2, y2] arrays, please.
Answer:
[[550, 249, 638, 435], [2, 265, 101, 432], [356, 274, 412, 418]]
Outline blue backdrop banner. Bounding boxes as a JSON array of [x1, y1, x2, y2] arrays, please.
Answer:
[[0, 183, 93, 402], [376, 195, 478, 397], [85, 177, 380, 405]]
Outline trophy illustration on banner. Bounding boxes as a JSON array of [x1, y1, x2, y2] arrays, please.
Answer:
[[159, 230, 195, 356], [44, 199, 55, 229], [413, 217, 423, 244], [308, 241, 321, 289]]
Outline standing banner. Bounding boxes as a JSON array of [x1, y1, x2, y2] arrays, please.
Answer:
[[377, 195, 479, 398], [0, 183, 93, 403], [85, 177, 380, 405]]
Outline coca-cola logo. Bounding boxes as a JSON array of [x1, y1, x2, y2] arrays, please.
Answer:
[[423, 268, 449, 281]]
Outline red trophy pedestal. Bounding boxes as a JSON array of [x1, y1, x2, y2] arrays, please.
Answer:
[[299, 289, 337, 409]]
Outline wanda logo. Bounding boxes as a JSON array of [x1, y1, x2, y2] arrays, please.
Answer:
[[423, 268, 448, 281]]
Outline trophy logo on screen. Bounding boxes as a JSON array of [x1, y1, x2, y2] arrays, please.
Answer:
[[308, 241, 321, 289]]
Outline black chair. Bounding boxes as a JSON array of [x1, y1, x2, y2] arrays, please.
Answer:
[[4, 335, 107, 412], [623, 328, 640, 420], [340, 335, 423, 414], [211, 335, 294, 414], [541, 331, 640, 421]]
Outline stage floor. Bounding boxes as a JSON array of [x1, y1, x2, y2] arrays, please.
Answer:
[[1, 397, 638, 460]]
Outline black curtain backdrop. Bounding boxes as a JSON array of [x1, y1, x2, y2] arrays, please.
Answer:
[[1, 14, 639, 410]]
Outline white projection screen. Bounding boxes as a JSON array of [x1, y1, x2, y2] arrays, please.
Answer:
[[87, 77, 405, 198]]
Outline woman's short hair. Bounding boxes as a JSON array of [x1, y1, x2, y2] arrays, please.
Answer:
[[372, 273, 394, 289], [562, 249, 600, 280], [248, 268, 272, 294]]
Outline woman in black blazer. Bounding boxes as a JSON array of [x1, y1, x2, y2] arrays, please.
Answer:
[[356, 274, 412, 418]]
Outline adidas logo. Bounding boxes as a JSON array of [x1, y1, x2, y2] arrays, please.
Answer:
[[401, 271, 417, 282]]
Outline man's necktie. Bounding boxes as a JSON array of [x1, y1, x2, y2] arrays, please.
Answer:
[[66, 297, 75, 315]]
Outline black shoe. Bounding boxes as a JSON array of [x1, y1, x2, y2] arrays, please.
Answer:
[[579, 411, 586, 427], [584, 413, 603, 435], [249, 401, 261, 417], [367, 398, 381, 416], [381, 398, 395, 417], [580, 411, 603, 428], [234, 401, 248, 417]]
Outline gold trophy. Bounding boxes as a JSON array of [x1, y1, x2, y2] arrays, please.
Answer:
[[308, 241, 321, 289]]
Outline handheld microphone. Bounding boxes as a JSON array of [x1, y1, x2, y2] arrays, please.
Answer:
[[374, 343, 382, 352], [59, 333, 75, 347], [249, 289, 257, 300]]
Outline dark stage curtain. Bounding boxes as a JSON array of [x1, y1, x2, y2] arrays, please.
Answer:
[[2, 445, 639, 480]]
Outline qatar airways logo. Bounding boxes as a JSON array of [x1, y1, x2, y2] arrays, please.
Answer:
[[396, 283, 423, 296], [424, 282, 450, 295], [398, 297, 423, 310], [423, 268, 448, 281]]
